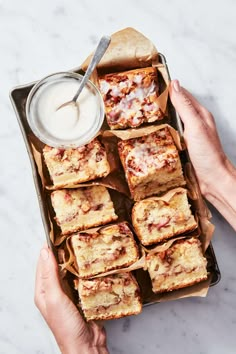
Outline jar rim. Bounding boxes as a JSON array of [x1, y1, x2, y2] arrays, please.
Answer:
[[26, 71, 104, 148]]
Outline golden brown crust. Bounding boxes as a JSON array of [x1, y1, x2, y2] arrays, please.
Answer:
[[131, 189, 197, 245], [84, 304, 142, 321], [152, 276, 208, 294], [51, 186, 118, 235], [146, 238, 208, 293], [78, 272, 142, 321], [133, 220, 197, 246], [43, 138, 110, 188], [118, 128, 185, 201], [71, 222, 139, 278], [59, 215, 117, 236]]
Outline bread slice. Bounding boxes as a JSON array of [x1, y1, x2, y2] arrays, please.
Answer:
[[78, 273, 142, 320], [118, 127, 186, 201], [71, 222, 139, 278], [99, 67, 163, 129], [132, 188, 197, 245], [146, 237, 208, 293], [51, 186, 118, 235], [43, 138, 110, 188]]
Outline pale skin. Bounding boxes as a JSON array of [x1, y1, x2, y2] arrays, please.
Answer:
[[170, 80, 236, 231], [35, 80, 236, 353], [34, 247, 108, 354]]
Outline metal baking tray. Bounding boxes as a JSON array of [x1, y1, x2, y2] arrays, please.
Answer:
[[9, 53, 221, 304]]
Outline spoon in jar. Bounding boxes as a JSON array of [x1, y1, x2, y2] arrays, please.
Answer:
[[57, 35, 111, 111]]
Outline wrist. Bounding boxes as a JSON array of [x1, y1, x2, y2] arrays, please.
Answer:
[[60, 342, 109, 354], [204, 158, 236, 204]]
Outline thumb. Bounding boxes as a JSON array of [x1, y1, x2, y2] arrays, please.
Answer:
[[39, 247, 61, 289], [35, 245, 63, 312], [169, 80, 202, 129]]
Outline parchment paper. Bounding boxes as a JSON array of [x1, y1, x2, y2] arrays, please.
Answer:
[[26, 27, 216, 306], [81, 27, 169, 122]]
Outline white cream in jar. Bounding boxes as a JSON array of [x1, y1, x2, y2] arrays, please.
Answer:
[[26, 73, 104, 148]]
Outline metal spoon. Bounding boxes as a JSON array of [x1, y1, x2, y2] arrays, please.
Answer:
[[57, 35, 111, 111]]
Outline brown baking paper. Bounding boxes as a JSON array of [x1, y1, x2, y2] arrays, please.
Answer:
[[56, 161, 214, 302], [51, 183, 130, 246], [45, 135, 130, 197], [30, 131, 129, 193], [134, 234, 212, 302], [142, 235, 193, 260], [29, 138, 131, 245], [25, 27, 216, 309], [59, 225, 110, 277], [185, 162, 214, 252], [59, 224, 146, 278], [59, 237, 79, 276], [46, 173, 130, 196], [81, 27, 170, 122], [81, 27, 159, 73], [60, 231, 211, 301], [145, 276, 212, 303], [133, 187, 188, 206], [103, 123, 183, 150]]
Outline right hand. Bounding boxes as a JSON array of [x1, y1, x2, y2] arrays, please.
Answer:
[[169, 80, 231, 198]]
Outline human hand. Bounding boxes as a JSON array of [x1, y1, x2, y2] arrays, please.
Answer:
[[35, 244, 108, 354], [169, 80, 236, 230], [169, 80, 232, 198]]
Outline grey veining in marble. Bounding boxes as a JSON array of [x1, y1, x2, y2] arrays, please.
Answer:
[[1, 0, 236, 353]]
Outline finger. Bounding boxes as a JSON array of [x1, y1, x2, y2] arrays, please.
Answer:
[[34, 245, 63, 314], [89, 321, 107, 347], [181, 87, 216, 128], [169, 80, 200, 127], [169, 80, 214, 129]]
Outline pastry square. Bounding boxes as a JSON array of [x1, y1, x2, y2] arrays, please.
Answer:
[[78, 273, 142, 320], [51, 186, 118, 235], [146, 238, 208, 293], [132, 188, 197, 245], [118, 127, 186, 201], [99, 67, 163, 129], [71, 222, 139, 278], [43, 138, 110, 188]]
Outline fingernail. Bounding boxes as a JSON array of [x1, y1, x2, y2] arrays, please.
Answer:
[[173, 80, 180, 92], [40, 248, 49, 261]]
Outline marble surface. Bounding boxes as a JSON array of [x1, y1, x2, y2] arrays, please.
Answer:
[[1, 0, 236, 353]]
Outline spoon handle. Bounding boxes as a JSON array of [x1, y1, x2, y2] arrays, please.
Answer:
[[72, 36, 111, 102]]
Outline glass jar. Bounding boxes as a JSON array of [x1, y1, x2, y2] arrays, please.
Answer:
[[26, 72, 104, 148]]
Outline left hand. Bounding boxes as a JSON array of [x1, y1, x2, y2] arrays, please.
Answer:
[[34, 244, 108, 354]]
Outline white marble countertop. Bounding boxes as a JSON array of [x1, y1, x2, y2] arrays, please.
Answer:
[[1, 0, 236, 353]]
